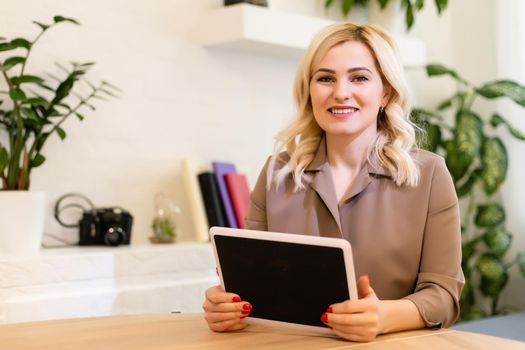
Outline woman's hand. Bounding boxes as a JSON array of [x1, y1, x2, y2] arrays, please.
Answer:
[[321, 275, 383, 342], [202, 285, 252, 332]]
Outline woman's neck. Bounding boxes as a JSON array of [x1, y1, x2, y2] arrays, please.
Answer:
[[325, 131, 377, 172]]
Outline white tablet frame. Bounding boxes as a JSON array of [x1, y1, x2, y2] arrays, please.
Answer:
[[209, 227, 358, 335]]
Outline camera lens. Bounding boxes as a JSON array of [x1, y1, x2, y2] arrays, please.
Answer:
[[104, 226, 127, 246]]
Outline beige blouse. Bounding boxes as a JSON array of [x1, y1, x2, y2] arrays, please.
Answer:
[[245, 139, 464, 328]]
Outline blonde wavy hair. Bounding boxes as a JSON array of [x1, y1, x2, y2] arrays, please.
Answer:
[[267, 22, 420, 191]]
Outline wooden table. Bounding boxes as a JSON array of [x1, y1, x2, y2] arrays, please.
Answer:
[[1, 314, 524, 350]]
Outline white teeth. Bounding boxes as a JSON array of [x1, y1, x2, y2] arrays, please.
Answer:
[[331, 108, 357, 114]]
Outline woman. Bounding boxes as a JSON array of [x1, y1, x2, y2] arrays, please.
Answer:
[[203, 22, 464, 342]]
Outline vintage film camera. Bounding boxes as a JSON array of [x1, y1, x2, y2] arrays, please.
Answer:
[[55, 193, 133, 247]]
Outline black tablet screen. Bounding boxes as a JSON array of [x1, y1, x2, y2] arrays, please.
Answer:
[[214, 235, 350, 327]]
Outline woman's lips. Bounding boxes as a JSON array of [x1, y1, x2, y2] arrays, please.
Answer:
[[328, 107, 359, 118]]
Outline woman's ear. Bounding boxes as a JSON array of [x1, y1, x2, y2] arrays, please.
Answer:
[[382, 84, 393, 106]]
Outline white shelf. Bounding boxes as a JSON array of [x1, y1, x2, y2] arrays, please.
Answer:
[[0, 243, 218, 323], [192, 3, 426, 67]]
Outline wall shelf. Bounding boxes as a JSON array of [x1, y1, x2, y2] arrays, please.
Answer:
[[192, 3, 426, 67], [0, 243, 218, 323]]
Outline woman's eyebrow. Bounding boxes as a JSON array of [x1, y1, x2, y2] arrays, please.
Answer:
[[313, 67, 373, 75]]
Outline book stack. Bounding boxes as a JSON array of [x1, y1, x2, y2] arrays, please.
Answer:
[[181, 160, 251, 241]]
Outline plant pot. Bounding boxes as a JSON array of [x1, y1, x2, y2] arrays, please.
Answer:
[[0, 191, 45, 255]]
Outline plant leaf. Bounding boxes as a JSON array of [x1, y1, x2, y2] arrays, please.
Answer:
[[0, 145, 8, 175], [9, 87, 27, 101], [53, 16, 80, 25], [437, 98, 452, 111], [21, 107, 39, 122], [455, 171, 479, 198], [462, 239, 478, 265], [75, 112, 85, 121], [435, 0, 448, 14], [480, 137, 507, 195], [490, 113, 525, 141], [409, 109, 443, 151], [51, 76, 75, 105], [405, 1, 414, 30], [0, 42, 16, 52], [56, 127, 66, 140], [2, 56, 26, 70], [462, 307, 487, 321], [426, 64, 467, 84], [11, 75, 45, 85], [477, 253, 508, 297], [483, 228, 512, 258], [378, 0, 389, 9], [25, 97, 50, 107], [33, 21, 50, 31], [476, 80, 525, 107], [324, 0, 334, 8], [30, 153, 46, 168], [415, 0, 424, 11], [9, 38, 31, 50], [475, 203, 505, 228], [517, 252, 525, 278], [445, 110, 483, 182], [342, 0, 354, 16], [459, 277, 474, 308]]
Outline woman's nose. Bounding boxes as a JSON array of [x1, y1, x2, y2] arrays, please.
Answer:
[[333, 81, 351, 102]]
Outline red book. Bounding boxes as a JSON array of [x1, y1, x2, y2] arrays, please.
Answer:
[[224, 173, 250, 229]]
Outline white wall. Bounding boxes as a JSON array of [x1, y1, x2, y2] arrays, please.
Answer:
[[1, 0, 523, 308], [495, 0, 525, 310], [1, 0, 296, 245]]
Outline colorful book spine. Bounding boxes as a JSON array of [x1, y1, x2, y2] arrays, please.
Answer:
[[224, 173, 250, 229], [180, 159, 209, 242], [212, 161, 238, 228], [198, 172, 227, 228]]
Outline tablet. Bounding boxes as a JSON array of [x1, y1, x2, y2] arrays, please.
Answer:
[[210, 227, 358, 335]]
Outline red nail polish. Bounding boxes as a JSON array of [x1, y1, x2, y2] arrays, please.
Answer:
[[241, 316, 246, 319], [241, 310, 250, 315], [232, 296, 241, 302], [242, 303, 252, 311], [321, 313, 328, 323], [327, 306, 333, 313]]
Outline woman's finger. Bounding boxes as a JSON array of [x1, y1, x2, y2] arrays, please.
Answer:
[[204, 311, 244, 324], [329, 297, 378, 314], [208, 317, 248, 332], [326, 311, 379, 327], [357, 275, 374, 299], [330, 327, 376, 343], [202, 298, 252, 313], [205, 285, 242, 304]]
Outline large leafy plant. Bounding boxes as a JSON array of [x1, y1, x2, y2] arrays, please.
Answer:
[[411, 64, 525, 320], [324, 0, 449, 31], [0, 16, 118, 190]]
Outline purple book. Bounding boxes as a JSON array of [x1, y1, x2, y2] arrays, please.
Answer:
[[212, 161, 238, 228]]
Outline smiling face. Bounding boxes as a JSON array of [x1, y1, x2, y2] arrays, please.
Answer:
[[309, 40, 389, 143]]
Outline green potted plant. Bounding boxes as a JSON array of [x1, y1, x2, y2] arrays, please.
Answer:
[[324, 0, 449, 31], [411, 64, 525, 320], [0, 15, 118, 254]]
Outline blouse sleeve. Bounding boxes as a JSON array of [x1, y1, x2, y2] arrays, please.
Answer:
[[244, 157, 269, 231], [404, 156, 465, 328]]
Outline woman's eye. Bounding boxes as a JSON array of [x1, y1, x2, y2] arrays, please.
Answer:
[[317, 76, 334, 83], [353, 75, 368, 82]]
